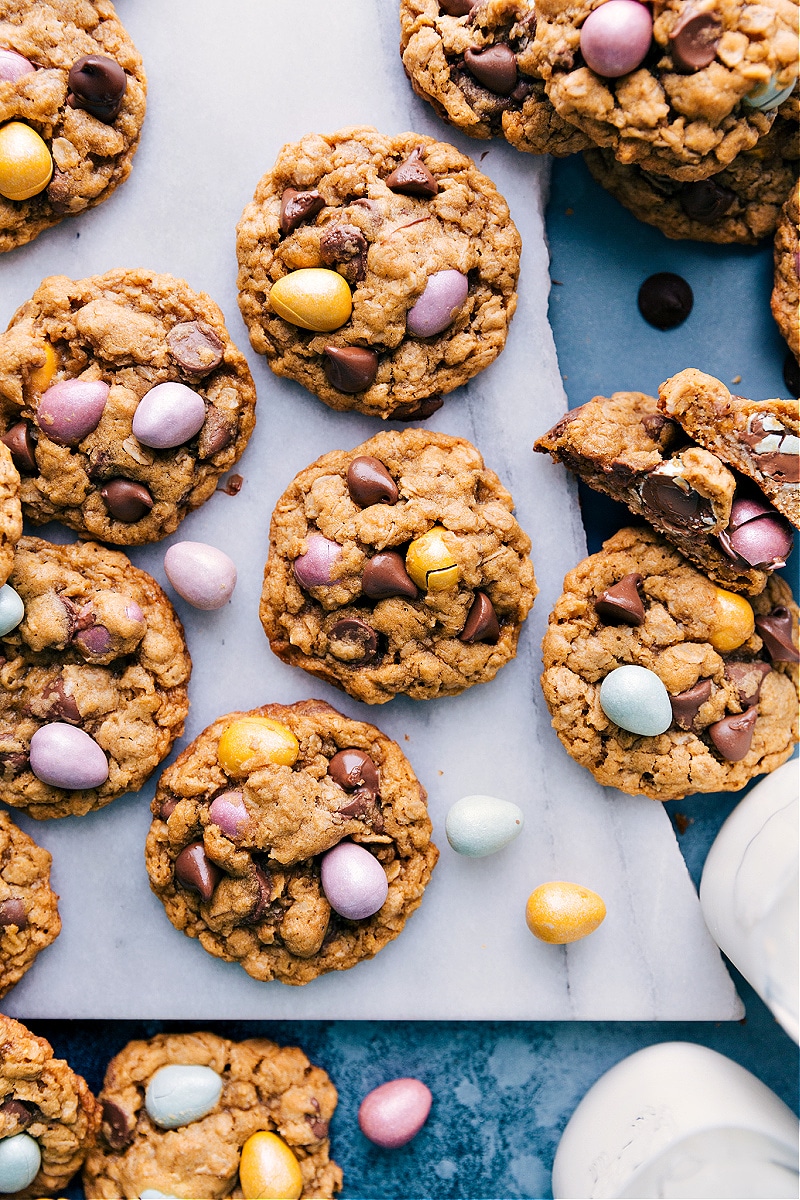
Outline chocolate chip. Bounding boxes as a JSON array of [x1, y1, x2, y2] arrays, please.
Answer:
[[385, 148, 439, 197], [537, 407, 583, 446], [101, 479, 154, 523], [41, 678, 80, 723], [669, 678, 711, 730], [708, 707, 757, 761], [46, 169, 74, 213], [594, 573, 645, 625], [319, 225, 368, 282], [323, 346, 378, 394], [640, 471, 711, 529], [174, 842, 220, 902], [167, 321, 224, 376], [460, 592, 500, 643], [280, 187, 325, 235], [159, 797, 178, 820], [361, 551, 418, 600], [1, 422, 37, 474], [390, 395, 444, 421], [308, 1116, 330, 1139], [347, 456, 399, 506], [197, 407, 236, 459], [246, 867, 273, 925], [101, 1099, 134, 1150], [440, 0, 478, 12], [74, 624, 111, 658], [328, 748, 380, 794], [0, 1099, 33, 1131], [0, 899, 27, 930], [0, 752, 29, 777], [640, 413, 680, 449], [637, 273, 693, 329], [670, 10, 722, 73], [67, 55, 127, 122], [724, 661, 771, 708], [464, 45, 518, 96], [328, 617, 379, 663], [755, 607, 800, 662], [783, 352, 800, 399], [680, 179, 736, 224]]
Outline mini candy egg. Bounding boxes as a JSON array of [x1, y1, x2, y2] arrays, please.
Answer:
[[0, 1132, 41, 1193], [239, 1131, 303, 1200], [30, 342, 58, 394], [29, 723, 109, 790], [269, 269, 352, 332], [0, 121, 52, 200], [599, 665, 673, 736], [164, 541, 237, 610], [407, 270, 469, 338], [144, 1064, 223, 1130], [579, 0, 653, 78], [405, 527, 459, 591], [132, 382, 207, 449], [526, 881, 606, 944], [445, 794, 524, 857], [217, 717, 299, 776], [744, 75, 797, 111], [321, 841, 388, 920], [0, 49, 36, 83], [209, 791, 249, 840], [708, 588, 755, 652], [36, 378, 109, 445], [0, 584, 24, 636], [358, 1078, 432, 1149], [293, 533, 342, 589]]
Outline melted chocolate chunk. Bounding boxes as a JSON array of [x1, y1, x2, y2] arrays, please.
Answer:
[[328, 748, 380, 794], [67, 54, 127, 122], [280, 188, 325, 235], [640, 471, 711, 530], [319, 224, 368, 282], [680, 178, 735, 224], [708, 707, 758, 762], [102, 1099, 134, 1150], [669, 678, 711, 730], [167, 321, 225, 376], [328, 617, 380, 664], [174, 843, 220, 901], [724, 660, 771, 708], [464, 45, 518, 95], [385, 148, 438, 197], [595, 573, 645, 626], [755, 607, 800, 662], [1, 422, 37, 473], [0, 898, 27, 929]]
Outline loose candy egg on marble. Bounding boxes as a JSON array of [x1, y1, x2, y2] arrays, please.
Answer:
[[445, 794, 524, 857], [269, 269, 352, 332], [599, 665, 673, 736], [36, 379, 109, 445], [0, 121, 52, 200], [526, 882, 607, 944], [406, 270, 469, 338], [132, 382, 206, 449], [144, 1064, 223, 1130], [164, 541, 237, 610], [358, 1078, 433, 1148], [0, 584, 24, 636], [0, 1132, 41, 1193], [321, 842, 388, 920], [239, 1131, 303, 1200], [217, 717, 299, 775], [29, 723, 109, 790], [579, 0, 653, 78]]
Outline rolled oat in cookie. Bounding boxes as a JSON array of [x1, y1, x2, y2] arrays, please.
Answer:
[[0, 809, 60, 997], [771, 177, 799, 360]]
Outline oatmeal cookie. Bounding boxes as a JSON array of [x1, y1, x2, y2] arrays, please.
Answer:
[[541, 527, 799, 800], [0, 0, 146, 253], [0, 437, 21, 586], [236, 126, 520, 419], [260, 429, 537, 703], [0, 269, 257, 545], [535, 390, 794, 594], [531, 0, 798, 180], [145, 700, 438, 985], [0, 536, 191, 819], [0, 1013, 99, 1199], [399, 0, 591, 155], [659, 368, 799, 527], [0, 809, 60, 997], [771, 177, 799, 360]]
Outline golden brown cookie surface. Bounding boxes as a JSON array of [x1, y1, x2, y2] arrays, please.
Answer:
[[0, 809, 60, 996], [771, 178, 800, 360]]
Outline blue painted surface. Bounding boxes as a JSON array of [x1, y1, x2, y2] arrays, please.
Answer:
[[24, 153, 800, 1199]]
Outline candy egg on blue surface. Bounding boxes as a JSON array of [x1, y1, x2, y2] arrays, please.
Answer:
[[132, 382, 206, 449], [0, 584, 24, 636], [144, 1063, 223, 1129], [0, 1132, 41, 1193], [358, 1078, 432, 1148], [29, 723, 109, 789], [164, 541, 237, 610], [599, 665, 672, 736], [445, 794, 523, 857], [321, 842, 388, 920]]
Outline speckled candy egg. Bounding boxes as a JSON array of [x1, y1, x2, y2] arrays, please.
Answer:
[[36, 378, 109, 445], [579, 1, 653, 78], [29, 723, 109, 789], [0, 1132, 41, 1193], [164, 541, 237, 610], [358, 1078, 432, 1148], [239, 1131, 303, 1200], [0, 584, 24, 636], [526, 881, 607, 944], [0, 49, 35, 83], [293, 533, 342, 589], [599, 665, 672, 736], [321, 842, 388, 920], [144, 1064, 223, 1129], [132, 382, 207, 449], [445, 794, 524, 857], [407, 270, 469, 338]]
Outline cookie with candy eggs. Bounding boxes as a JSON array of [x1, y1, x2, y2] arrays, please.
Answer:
[[771, 177, 799, 363], [0, 809, 60, 998], [0, 0, 146, 252], [541, 526, 799, 801], [145, 700, 438, 985], [235, 126, 520, 419], [0, 536, 190, 819], [259, 429, 537, 702]]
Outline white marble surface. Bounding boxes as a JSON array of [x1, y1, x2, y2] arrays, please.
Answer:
[[1, 0, 740, 1019]]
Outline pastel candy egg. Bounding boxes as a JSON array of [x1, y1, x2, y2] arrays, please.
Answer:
[[321, 842, 388, 920], [599, 665, 672, 736], [140, 1192, 180, 1199], [0, 121, 52, 200], [293, 533, 342, 588], [144, 1064, 223, 1129], [358, 1078, 432, 1149], [29, 723, 109, 789], [36, 378, 109, 445], [579, 1, 653, 78], [239, 1131, 303, 1200], [217, 717, 299, 776], [446, 794, 524, 857], [744, 75, 796, 111], [406, 270, 469, 338], [164, 541, 237, 610], [0, 1132, 41, 1193], [0, 49, 36, 83], [132, 382, 206, 449], [269, 268, 352, 332], [0, 584, 24, 636], [405, 527, 460, 591], [708, 587, 755, 652], [30, 341, 57, 394], [526, 881, 607, 944], [209, 790, 248, 840]]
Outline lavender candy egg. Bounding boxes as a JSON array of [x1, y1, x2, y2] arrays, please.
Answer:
[[164, 542, 237, 610], [36, 379, 109, 445], [407, 270, 469, 338], [132, 382, 206, 449], [580, 0, 653, 78], [293, 533, 342, 589], [29, 723, 109, 790], [358, 1078, 433, 1149], [321, 842, 388, 920], [209, 791, 248, 840], [718, 497, 794, 569], [0, 49, 36, 82]]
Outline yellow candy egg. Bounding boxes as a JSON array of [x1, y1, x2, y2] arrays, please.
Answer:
[[269, 268, 352, 332], [709, 588, 755, 653], [0, 122, 53, 201], [29, 342, 58, 394], [405, 527, 460, 591], [525, 881, 606, 944], [239, 1131, 303, 1200], [217, 717, 299, 776]]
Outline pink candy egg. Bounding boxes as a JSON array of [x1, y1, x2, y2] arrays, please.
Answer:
[[29, 723, 109, 790], [0, 49, 35, 83], [320, 842, 388, 920], [358, 1078, 433, 1149], [132, 382, 206, 449], [164, 542, 237, 610], [293, 533, 342, 589], [36, 379, 109, 445], [209, 791, 248, 840], [580, 1, 653, 78], [407, 270, 469, 338]]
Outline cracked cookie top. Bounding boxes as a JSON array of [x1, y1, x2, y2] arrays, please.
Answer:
[[0, 808, 60, 998]]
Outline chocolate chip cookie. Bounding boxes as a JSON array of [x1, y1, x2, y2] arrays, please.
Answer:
[[145, 700, 438, 986], [0, 1013, 99, 1199], [0, 438, 21, 586], [0, 809, 60, 997], [0, 269, 257, 545], [772, 177, 800, 360], [0, 0, 147, 253], [535, 390, 794, 594], [1, 536, 191, 819], [399, 0, 590, 155], [659, 369, 799, 528], [236, 126, 520, 418], [260, 429, 537, 702], [541, 526, 799, 800]]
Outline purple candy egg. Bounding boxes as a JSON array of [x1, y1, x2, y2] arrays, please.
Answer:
[[0, 49, 35, 83], [719, 496, 794, 568], [358, 1078, 433, 1149], [132, 382, 206, 449], [164, 542, 237, 610], [29, 723, 109, 790], [407, 270, 469, 338], [293, 533, 342, 589], [209, 791, 248, 840], [126, 601, 144, 623], [36, 379, 109, 445], [580, 0, 653, 78], [320, 842, 388, 920]]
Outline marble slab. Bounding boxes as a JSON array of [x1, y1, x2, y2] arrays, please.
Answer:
[[1, 0, 741, 1019]]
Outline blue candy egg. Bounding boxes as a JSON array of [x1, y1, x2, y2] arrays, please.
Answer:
[[0, 1132, 41, 1193], [599, 665, 673, 736], [445, 794, 524, 857], [144, 1064, 222, 1129], [743, 75, 796, 111], [0, 584, 24, 636]]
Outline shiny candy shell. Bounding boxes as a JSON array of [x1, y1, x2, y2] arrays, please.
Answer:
[[709, 588, 755, 652], [239, 1131, 303, 1200], [132, 381, 207, 449], [217, 717, 299, 776], [321, 841, 388, 920], [358, 1078, 433, 1149], [0, 121, 52, 200], [37, 378, 109, 445], [526, 881, 607, 944], [579, 0, 653, 78], [269, 268, 352, 332], [744, 75, 797, 111], [406, 270, 469, 338], [599, 665, 673, 736], [445, 794, 523, 857], [164, 541, 237, 610], [0, 584, 24, 636], [405, 527, 460, 591], [144, 1064, 223, 1130], [0, 1133, 40, 1193], [0, 49, 36, 83], [29, 723, 109, 790]]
